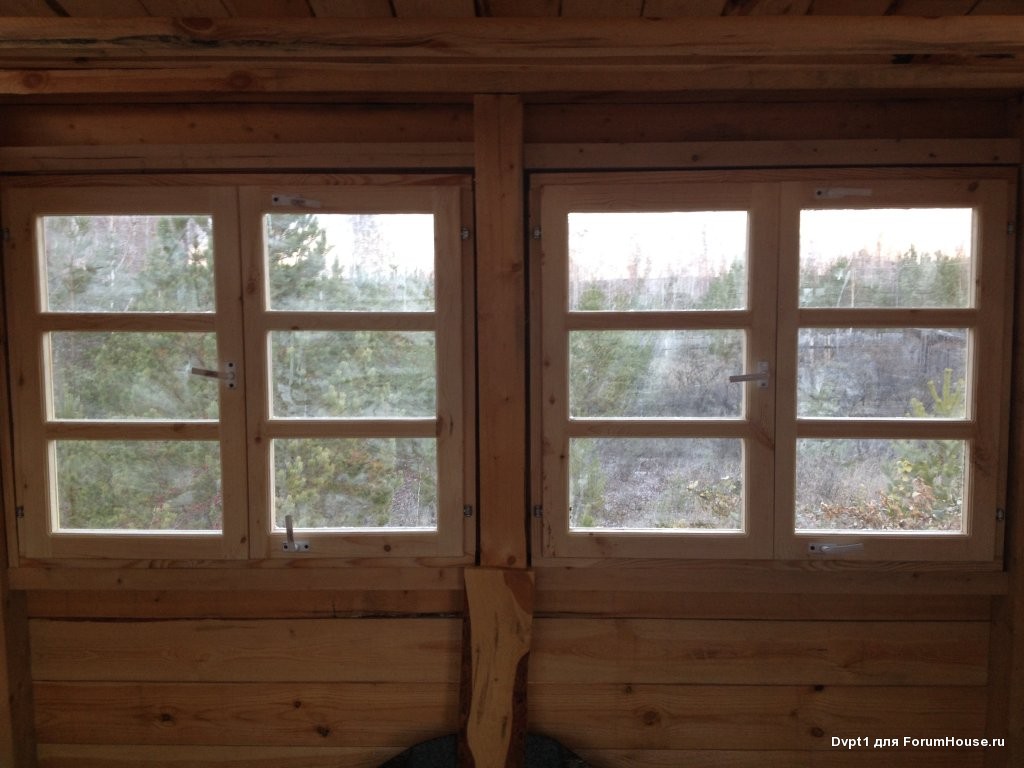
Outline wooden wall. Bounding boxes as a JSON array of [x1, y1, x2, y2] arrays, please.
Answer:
[[1, 94, 1022, 767]]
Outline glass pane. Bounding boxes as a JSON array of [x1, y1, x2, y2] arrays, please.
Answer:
[[273, 438, 437, 529], [265, 213, 435, 312], [569, 438, 743, 531], [271, 331, 436, 418], [54, 440, 222, 531], [50, 332, 219, 420], [799, 208, 973, 308], [570, 330, 743, 418], [797, 328, 968, 419], [568, 212, 748, 311], [795, 438, 965, 532], [42, 215, 215, 312]]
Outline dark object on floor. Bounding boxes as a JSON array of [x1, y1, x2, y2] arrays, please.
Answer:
[[378, 733, 592, 767]]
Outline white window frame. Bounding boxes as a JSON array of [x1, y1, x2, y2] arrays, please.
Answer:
[[2, 175, 475, 563], [532, 170, 1013, 563]]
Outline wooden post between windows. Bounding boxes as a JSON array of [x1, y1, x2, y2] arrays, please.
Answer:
[[474, 94, 527, 569]]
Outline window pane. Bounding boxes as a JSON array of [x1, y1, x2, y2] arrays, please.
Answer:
[[42, 215, 215, 312], [799, 208, 973, 308], [270, 331, 436, 418], [568, 212, 748, 311], [795, 438, 965, 533], [54, 440, 222, 531], [797, 328, 968, 419], [50, 332, 219, 420], [570, 330, 743, 418], [273, 438, 437, 529], [569, 438, 743, 531], [265, 213, 435, 312]]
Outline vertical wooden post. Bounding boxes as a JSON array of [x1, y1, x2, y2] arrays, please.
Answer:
[[0, 585, 34, 767], [473, 93, 528, 570], [459, 94, 533, 768]]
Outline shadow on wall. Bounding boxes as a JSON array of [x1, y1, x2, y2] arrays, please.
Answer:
[[380, 734, 591, 767]]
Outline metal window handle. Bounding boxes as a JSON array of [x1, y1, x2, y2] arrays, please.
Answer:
[[808, 542, 864, 555], [189, 361, 237, 389], [282, 514, 311, 552], [728, 361, 770, 389]]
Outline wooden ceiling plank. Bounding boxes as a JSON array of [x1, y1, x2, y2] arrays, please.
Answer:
[[724, 0, 813, 14], [562, 0, 643, 16], [58, 0, 147, 14], [485, 0, 559, 16], [0, 0, 61, 15], [810, 0, 892, 14], [141, 0, 230, 15], [971, 0, 1024, 12], [891, 0, 977, 13], [643, 0, 727, 15], [220, 0, 313, 15], [393, 0, 475, 18], [309, 0, 393, 16]]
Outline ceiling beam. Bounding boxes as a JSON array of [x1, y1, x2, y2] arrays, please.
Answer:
[[0, 16, 1022, 96]]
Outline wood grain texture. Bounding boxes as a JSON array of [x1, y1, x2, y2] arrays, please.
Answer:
[[529, 683, 988, 750], [461, 568, 534, 768], [576, 750, 984, 767], [30, 618, 462, 683], [530, 618, 989, 685], [38, 744, 399, 768], [474, 95, 527, 569], [34, 681, 458, 746]]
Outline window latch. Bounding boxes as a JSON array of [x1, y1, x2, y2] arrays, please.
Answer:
[[282, 515, 311, 553], [189, 361, 237, 390], [728, 361, 769, 389]]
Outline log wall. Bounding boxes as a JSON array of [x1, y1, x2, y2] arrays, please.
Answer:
[[1, 94, 1021, 767]]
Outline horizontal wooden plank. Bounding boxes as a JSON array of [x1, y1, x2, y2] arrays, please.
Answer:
[[533, 563, 1008, 595], [34, 681, 458, 747], [533, 591, 993, 620], [1, 17, 1022, 62], [4, 61, 1024, 97], [10, 566, 466, 591], [525, 101, 1015, 143], [30, 618, 461, 683], [0, 142, 475, 172], [11, 562, 1007, 593], [38, 744, 400, 768], [25, 588, 465, 619], [530, 618, 989, 685], [529, 683, 988, 750], [576, 749, 985, 768], [526, 139, 1020, 170], [34, 681, 985, 750], [24, 589, 988, 621]]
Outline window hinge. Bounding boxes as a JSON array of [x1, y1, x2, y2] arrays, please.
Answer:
[[532, 505, 543, 519], [463, 504, 474, 518], [15, 506, 24, 519], [531, 227, 542, 241], [460, 227, 471, 241], [997, 507, 1006, 522]]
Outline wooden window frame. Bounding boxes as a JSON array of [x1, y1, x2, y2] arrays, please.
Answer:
[[532, 169, 1013, 563], [2, 174, 476, 564]]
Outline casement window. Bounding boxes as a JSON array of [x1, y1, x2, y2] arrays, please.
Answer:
[[533, 171, 1012, 562], [2, 176, 473, 562]]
